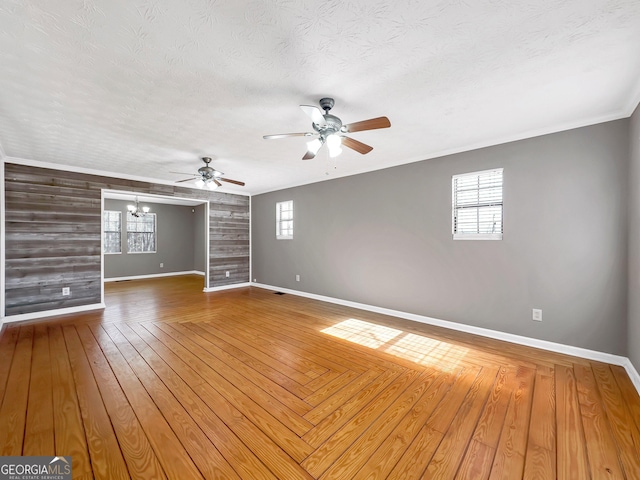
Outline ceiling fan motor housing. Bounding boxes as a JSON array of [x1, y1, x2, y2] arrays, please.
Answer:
[[313, 113, 342, 137], [315, 97, 343, 139], [198, 166, 215, 179], [197, 157, 224, 180]]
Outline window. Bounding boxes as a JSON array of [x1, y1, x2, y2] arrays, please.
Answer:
[[276, 200, 293, 239], [127, 212, 156, 253], [452, 168, 503, 240], [103, 210, 121, 254]]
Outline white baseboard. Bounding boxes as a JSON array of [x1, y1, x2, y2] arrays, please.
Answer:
[[1, 302, 106, 324], [252, 283, 640, 396], [622, 358, 640, 394], [105, 270, 204, 282], [204, 282, 251, 293]]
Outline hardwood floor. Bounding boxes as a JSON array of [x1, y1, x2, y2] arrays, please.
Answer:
[[1, 275, 639, 479]]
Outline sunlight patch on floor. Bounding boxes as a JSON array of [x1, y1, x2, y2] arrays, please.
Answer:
[[322, 319, 469, 369], [321, 319, 403, 348]]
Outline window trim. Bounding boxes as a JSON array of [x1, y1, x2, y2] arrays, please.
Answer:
[[103, 210, 122, 254], [276, 200, 294, 240], [452, 168, 503, 241], [126, 212, 157, 253]]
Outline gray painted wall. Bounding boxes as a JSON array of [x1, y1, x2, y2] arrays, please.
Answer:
[[104, 199, 198, 278], [629, 105, 640, 371], [252, 120, 630, 356]]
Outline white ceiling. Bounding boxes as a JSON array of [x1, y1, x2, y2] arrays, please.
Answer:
[[1, 0, 640, 195]]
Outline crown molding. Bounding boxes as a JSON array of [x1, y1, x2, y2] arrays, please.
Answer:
[[624, 77, 640, 118], [251, 109, 629, 196]]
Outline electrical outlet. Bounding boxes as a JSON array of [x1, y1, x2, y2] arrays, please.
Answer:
[[160, 263, 163, 268], [296, 274, 300, 282], [253, 278, 257, 282], [532, 308, 542, 322], [226, 271, 230, 278], [62, 287, 70, 296]]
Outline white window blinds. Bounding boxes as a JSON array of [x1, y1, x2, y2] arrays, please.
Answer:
[[103, 210, 122, 253], [127, 212, 157, 252], [452, 168, 503, 240], [276, 200, 293, 239]]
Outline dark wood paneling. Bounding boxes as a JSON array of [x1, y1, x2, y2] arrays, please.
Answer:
[[4, 163, 250, 316], [5, 280, 101, 315], [210, 260, 251, 285], [5, 221, 102, 234], [208, 193, 250, 287]]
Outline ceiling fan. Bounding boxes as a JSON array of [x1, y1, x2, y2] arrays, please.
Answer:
[[263, 97, 391, 160], [173, 157, 245, 190]]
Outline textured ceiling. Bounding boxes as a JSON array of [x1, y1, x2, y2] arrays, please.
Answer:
[[1, 0, 640, 195]]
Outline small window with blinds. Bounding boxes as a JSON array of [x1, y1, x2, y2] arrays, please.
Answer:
[[452, 168, 503, 240], [276, 200, 294, 239], [103, 210, 122, 254]]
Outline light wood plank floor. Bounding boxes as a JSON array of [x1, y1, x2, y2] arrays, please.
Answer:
[[1, 275, 639, 479]]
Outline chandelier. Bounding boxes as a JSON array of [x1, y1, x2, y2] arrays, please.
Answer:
[[127, 196, 150, 217]]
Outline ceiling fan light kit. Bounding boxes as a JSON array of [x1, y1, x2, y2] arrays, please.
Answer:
[[264, 97, 391, 161], [326, 134, 342, 158], [306, 138, 323, 154], [193, 179, 217, 190], [174, 157, 245, 189]]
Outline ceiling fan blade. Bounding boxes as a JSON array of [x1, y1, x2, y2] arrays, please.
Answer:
[[263, 132, 314, 140], [341, 136, 374, 154], [170, 171, 198, 175], [220, 177, 245, 186], [343, 116, 391, 133], [175, 177, 196, 183], [214, 179, 222, 187], [300, 105, 327, 128], [302, 150, 317, 160]]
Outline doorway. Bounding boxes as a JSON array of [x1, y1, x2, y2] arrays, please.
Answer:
[[101, 190, 209, 304]]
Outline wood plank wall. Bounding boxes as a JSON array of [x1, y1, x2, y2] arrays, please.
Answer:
[[209, 200, 250, 285], [3, 163, 249, 316]]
